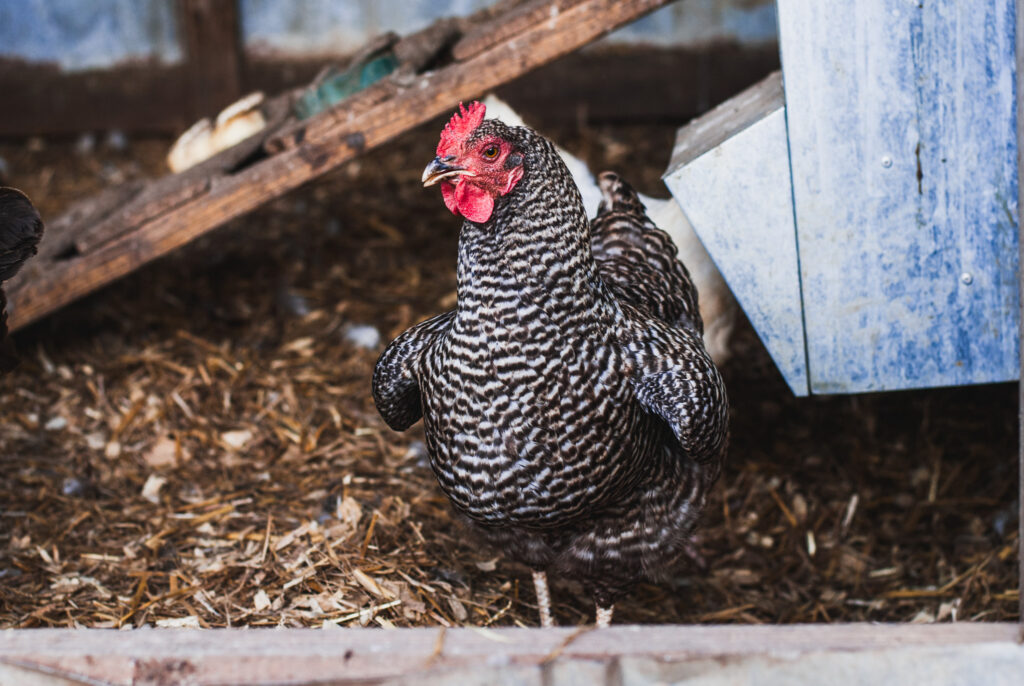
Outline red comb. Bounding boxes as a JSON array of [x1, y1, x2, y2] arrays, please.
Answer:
[[437, 101, 486, 156]]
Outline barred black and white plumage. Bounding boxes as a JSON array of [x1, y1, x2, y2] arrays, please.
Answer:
[[373, 105, 728, 625], [0, 188, 44, 373]]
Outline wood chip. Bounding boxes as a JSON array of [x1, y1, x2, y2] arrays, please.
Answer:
[[141, 474, 167, 504], [144, 436, 178, 467], [155, 616, 201, 628], [253, 589, 271, 611], [221, 429, 253, 450], [352, 569, 387, 598]]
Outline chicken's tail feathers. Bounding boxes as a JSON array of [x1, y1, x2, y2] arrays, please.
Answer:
[[596, 171, 646, 217]]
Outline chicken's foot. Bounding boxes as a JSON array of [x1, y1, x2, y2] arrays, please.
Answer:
[[595, 604, 614, 628], [532, 570, 554, 628]]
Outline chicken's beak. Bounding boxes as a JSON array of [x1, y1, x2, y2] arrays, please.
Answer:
[[422, 157, 475, 187]]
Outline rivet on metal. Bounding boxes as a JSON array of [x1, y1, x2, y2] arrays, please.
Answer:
[[881, 155, 893, 168], [960, 272, 973, 285]]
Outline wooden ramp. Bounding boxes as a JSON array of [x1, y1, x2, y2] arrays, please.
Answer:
[[6, 0, 672, 332]]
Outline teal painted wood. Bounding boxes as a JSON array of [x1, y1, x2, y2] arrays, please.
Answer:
[[664, 73, 810, 396], [778, 0, 1019, 393]]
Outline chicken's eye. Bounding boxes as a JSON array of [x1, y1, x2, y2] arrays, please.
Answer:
[[482, 144, 499, 159]]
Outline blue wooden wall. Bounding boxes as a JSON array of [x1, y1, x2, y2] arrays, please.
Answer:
[[778, 0, 1019, 393]]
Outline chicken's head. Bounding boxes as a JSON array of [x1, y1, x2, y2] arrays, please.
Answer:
[[422, 102, 524, 224]]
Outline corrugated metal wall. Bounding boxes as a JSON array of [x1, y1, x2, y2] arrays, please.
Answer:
[[0, 0, 777, 71]]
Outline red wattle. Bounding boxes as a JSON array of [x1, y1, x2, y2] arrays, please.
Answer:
[[441, 180, 495, 223], [455, 182, 494, 223], [441, 181, 459, 215]]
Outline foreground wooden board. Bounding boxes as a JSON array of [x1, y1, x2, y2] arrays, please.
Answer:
[[0, 624, 1020, 685], [6, 0, 672, 332]]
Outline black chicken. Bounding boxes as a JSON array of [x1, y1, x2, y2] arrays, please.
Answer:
[[0, 188, 44, 373], [373, 103, 728, 626]]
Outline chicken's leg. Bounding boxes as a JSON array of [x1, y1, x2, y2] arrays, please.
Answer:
[[595, 604, 614, 628], [532, 570, 554, 627]]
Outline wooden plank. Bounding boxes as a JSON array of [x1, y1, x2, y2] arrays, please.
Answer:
[[70, 92, 295, 256], [178, 0, 244, 119], [664, 72, 809, 396], [778, 0, 1019, 394], [667, 71, 785, 168], [0, 624, 1018, 686], [4, 0, 675, 332], [33, 182, 145, 262], [452, 0, 589, 61]]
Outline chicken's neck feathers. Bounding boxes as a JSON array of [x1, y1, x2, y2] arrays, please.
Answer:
[[455, 133, 609, 327]]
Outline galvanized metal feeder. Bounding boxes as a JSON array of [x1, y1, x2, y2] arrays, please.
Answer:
[[665, 0, 1019, 396]]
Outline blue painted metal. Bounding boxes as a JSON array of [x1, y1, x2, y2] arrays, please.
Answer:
[[664, 82, 810, 396], [778, 0, 1019, 393]]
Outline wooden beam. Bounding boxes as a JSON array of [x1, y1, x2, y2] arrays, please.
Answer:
[[0, 624, 1019, 685], [5, 0, 674, 331], [452, 0, 588, 61], [178, 0, 244, 119]]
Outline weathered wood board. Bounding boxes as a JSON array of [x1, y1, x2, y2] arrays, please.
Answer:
[[778, 0, 1019, 393], [664, 71, 809, 396], [0, 624, 1020, 686]]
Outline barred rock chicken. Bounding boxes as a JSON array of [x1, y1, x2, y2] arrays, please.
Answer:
[[373, 103, 728, 627], [0, 188, 44, 373]]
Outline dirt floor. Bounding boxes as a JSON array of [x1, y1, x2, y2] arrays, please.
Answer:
[[0, 117, 1018, 629]]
